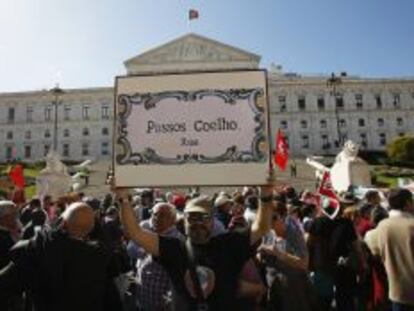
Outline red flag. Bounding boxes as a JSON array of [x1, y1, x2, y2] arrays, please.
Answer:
[[317, 172, 340, 218], [274, 129, 289, 171], [189, 9, 199, 20], [9, 164, 25, 189]]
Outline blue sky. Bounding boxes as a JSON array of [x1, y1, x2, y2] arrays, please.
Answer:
[[0, 0, 413, 92]]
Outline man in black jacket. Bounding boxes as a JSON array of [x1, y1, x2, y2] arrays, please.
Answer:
[[0, 201, 122, 311]]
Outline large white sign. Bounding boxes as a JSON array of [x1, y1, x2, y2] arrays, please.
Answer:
[[114, 70, 270, 187]]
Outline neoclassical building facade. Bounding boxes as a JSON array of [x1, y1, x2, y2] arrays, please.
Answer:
[[0, 33, 413, 162]]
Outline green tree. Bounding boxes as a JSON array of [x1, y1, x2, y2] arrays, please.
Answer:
[[386, 135, 414, 165]]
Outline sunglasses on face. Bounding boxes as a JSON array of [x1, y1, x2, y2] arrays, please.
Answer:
[[185, 212, 212, 223]]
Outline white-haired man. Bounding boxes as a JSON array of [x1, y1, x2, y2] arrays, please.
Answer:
[[129, 202, 184, 311], [0, 201, 122, 311]]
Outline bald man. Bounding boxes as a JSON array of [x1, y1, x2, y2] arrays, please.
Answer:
[[0, 202, 122, 311]]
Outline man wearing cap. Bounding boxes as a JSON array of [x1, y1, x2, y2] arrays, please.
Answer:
[[116, 184, 274, 311], [307, 194, 365, 311], [365, 188, 414, 311]]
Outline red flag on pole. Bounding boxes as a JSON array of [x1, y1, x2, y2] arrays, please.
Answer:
[[274, 129, 289, 171], [9, 164, 25, 189], [189, 9, 199, 20]]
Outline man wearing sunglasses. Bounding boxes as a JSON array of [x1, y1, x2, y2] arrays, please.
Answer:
[[116, 183, 274, 311]]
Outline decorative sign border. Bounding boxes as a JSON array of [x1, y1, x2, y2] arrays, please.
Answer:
[[116, 88, 266, 165]]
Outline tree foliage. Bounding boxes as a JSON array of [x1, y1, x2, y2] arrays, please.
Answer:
[[386, 135, 414, 164]]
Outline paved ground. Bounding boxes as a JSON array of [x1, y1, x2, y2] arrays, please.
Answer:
[[83, 158, 320, 199]]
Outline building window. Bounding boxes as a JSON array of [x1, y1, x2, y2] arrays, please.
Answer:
[[102, 127, 109, 136], [8, 108, 15, 123], [280, 120, 288, 129], [301, 135, 309, 148], [360, 133, 368, 148], [320, 120, 327, 129], [82, 105, 90, 120], [63, 144, 70, 157], [317, 96, 325, 110], [24, 146, 31, 159], [375, 95, 382, 109], [392, 93, 400, 108], [26, 106, 33, 122], [63, 129, 70, 137], [399, 132, 405, 137], [101, 105, 110, 120], [44, 106, 52, 121], [25, 131, 31, 139], [336, 95, 344, 110], [44, 145, 50, 156], [396, 117, 403, 126], [300, 120, 308, 129], [339, 119, 347, 128], [6, 146, 13, 160], [355, 94, 363, 109], [321, 134, 330, 150], [64, 105, 71, 121], [82, 128, 89, 136], [358, 119, 365, 127], [82, 143, 89, 156], [279, 96, 287, 112], [298, 96, 306, 111], [377, 118, 384, 127], [101, 142, 109, 156], [44, 129, 51, 138], [379, 133, 386, 146], [6, 131, 13, 140]]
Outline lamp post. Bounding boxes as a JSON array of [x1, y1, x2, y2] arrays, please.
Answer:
[[50, 84, 64, 152], [327, 73, 343, 148]]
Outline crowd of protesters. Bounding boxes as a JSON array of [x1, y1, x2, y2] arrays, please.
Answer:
[[0, 181, 413, 311]]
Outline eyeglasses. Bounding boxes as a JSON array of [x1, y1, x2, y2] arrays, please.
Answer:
[[185, 213, 212, 223]]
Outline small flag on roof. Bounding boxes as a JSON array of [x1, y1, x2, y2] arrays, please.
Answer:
[[189, 9, 199, 20]]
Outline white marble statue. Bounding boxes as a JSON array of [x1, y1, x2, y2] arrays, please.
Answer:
[[307, 140, 371, 193], [36, 151, 72, 198]]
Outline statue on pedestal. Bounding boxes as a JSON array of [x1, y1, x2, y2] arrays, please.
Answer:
[[36, 151, 72, 198], [307, 140, 371, 193]]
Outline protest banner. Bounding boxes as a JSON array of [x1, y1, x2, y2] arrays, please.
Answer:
[[114, 70, 270, 187]]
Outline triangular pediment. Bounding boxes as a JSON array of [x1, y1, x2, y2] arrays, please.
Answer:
[[124, 33, 261, 75]]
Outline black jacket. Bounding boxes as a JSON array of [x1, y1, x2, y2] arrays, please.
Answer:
[[0, 228, 122, 311]]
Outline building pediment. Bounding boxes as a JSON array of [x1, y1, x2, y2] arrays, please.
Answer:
[[124, 33, 261, 75]]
